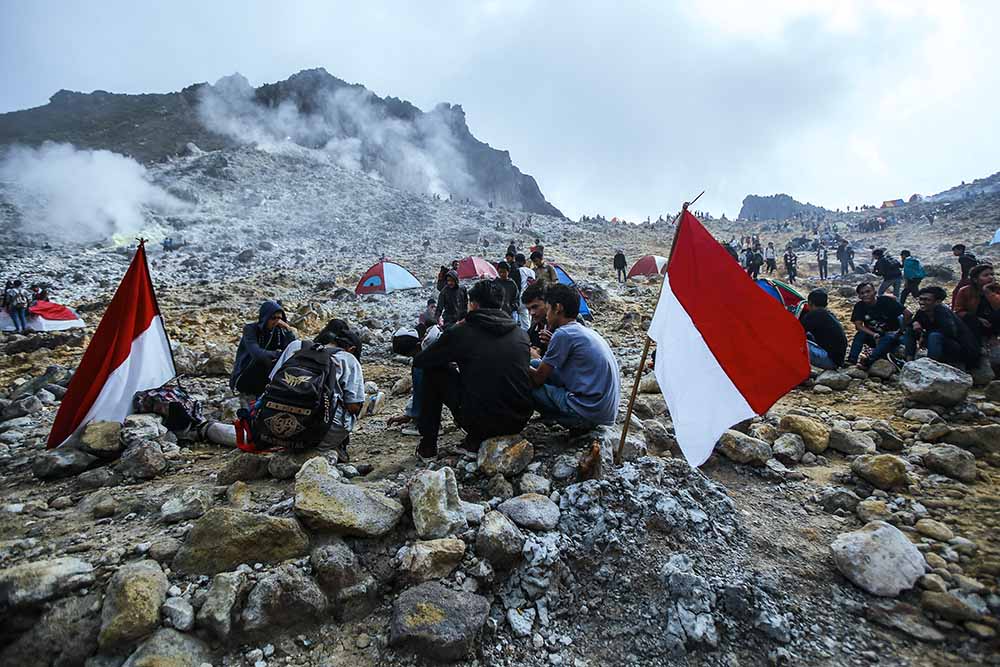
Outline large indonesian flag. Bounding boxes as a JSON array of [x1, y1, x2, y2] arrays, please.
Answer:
[[48, 243, 175, 448], [649, 210, 809, 466]]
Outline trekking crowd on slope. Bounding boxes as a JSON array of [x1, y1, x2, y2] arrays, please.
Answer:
[[227, 241, 621, 464]]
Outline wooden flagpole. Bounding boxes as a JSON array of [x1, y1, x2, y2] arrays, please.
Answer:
[[614, 191, 704, 465]]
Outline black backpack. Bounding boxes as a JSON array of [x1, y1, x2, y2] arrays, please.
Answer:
[[251, 342, 342, 450]]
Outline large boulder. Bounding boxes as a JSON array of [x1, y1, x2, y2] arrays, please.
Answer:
[[196, 570, 250, 641], [831, 521, 925, 596], [899, 358, 972, 406], [778, 414, 830, 453], [122, 628, 212, 667], [99, 560, 169, 651], [851, 455, 908, 490], [0, 557, 94, 611], [475, 511, 525, 568], [398, 539, 466, 582], [828, 428, 877, 455], [294, 457, 403, 536], [922, 444, 977, 482], [216, 451, 270, 486], [117, 441, 167, 480], [498, 493, 560, 531], [32, 448, 98, 480], [410, 467, 468, 539], [716, 430, 772, 466], [772, 433, 805, 464], [815, 370, 852, 390], [310, 540, 378, 622], [477, 436, 533, 477], [943, 425, 1000, 454], [390, 582, 490, 661], [0, 591, 101, 667], [173, 508, 310, 574], [241, 564, 328, 632], [79, 421, 124, 459]]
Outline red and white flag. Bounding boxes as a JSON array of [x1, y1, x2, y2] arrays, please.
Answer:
[[648, 210, 809, 466], [48, 242, 175, 448]]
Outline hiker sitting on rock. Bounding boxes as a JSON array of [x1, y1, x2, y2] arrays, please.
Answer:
[[904, 286, 980, 367], [412, 280, 532, 460], [520, 282, 551, 359], [799, 289, 847, 370], [846, 282, 911, 369], [230, 301, 297, 400], [528, 283, 620, 432], [437, 270, 468, 328], [267, 319, 365, 462], [954, 264, 1000, 347]]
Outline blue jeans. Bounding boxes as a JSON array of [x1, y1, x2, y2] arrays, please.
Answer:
[[406, 367, 424, 418], [530, 359, 594, 429], [848, 331, 902, 364], [807, 341, 837, 369], [905, 331, 962, 364], [878, 278, 901, 296], [10, 306, 28, 332]]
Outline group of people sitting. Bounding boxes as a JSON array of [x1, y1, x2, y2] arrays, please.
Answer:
[[800, 261, 999, 372], [227, 274, 621, 463]]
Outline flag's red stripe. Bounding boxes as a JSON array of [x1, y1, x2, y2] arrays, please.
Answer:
[[47, 245, 160, 447], [29, 301, 79, 321], [667, 211, 809, 414]]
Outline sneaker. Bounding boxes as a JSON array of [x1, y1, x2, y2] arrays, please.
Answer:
[[401, 424, 420, 436], [416, 439, 438, 462]]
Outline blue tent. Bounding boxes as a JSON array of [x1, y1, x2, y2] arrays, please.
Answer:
[[551, 263, 593, 320]]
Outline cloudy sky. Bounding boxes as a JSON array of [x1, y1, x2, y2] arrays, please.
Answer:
[[3, 1, 998, 219]]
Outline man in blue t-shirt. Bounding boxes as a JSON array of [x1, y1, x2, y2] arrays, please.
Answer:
[[528, 284, 620, 430]]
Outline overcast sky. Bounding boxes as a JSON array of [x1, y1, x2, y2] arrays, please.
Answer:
[[3, 1, 998, 219]]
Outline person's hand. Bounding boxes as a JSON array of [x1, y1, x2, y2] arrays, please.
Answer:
[[538, 329, 552, 345], [274, 319, 292, 331], [530, 346, 541, 360], [979, 317, 992, 329], [387, 414, 411, 426]]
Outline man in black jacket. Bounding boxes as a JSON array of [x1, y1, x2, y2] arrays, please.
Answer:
[[872, 248, 902, 296], [904, 286, 980, 367], [494, 262, 519, 318], [229, 301, 297, 399], [613, 250, 627, 283], [436, 270, 468, 327], [413, 280, 533, 459]]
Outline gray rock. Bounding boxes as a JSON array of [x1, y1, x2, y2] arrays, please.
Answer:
[[217, 451, 270, 486], [477, 435, 533, 477], [943, 424, 1000, 454], [267, 452, 313, 479], [160, 487, 212, 523], [0, 592, 101, 667], [32, 448, 98, 480], [985, 380, 1000, 403], [642, 419, 676, 454], [410, 467, 469, 539], [99, 560, 168, 651], [121, 628, 211, 667], [816, 370, 852, 390], [76, 467, 121, 490], [161, 596, 195, 631], [293, 457, 403, 537], [148, 537, 181, 564], [817, 486, 861, 513], [2, 395, 43, 419], [486, 473, 514, 500], [772, 433, 805, 464], [78, 421, 124, 459], [0, 416, 34, 433], [0, 556, 95, 611], [498, 493, 560, 531], [831, 521, 926, 596], [868, 359, 898, 380], [119, 414, 167, 446], [507, 606, 536, 637], [116, 441, 166, 480], [390, 582, 490, 661], [173, 508, 310, 574], [903, 408, 942, 423], [851, 454, 908, 490], [922, 444, 977, 482], [716, 430, 772, 466], [476, 510, 526, 568], [197, 570, 250, 640], [900, 358, 973, 406], [398, 538, 466, 582], [310, 540, 378, 622], [551, 455, 578, 480], [241, 563, 328, 632], [828, 428, 877, 455], [519, 472, 551, 496]]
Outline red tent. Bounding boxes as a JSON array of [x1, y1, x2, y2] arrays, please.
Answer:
[[627, 255, 668, 279], [456, 256, 498, 280], [355, 260, 421, 295]]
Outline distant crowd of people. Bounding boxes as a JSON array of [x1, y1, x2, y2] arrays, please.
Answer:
[[2, 280, 50, 334]]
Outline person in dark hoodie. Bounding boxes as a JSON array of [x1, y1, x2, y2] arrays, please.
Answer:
[[436, 270, 468, 327], [413, 280, 532, 459], [494, 261, 519, 318], [229, 301, 297, 399], [904, 286, 980, 367], [613, 250, 627, 283]]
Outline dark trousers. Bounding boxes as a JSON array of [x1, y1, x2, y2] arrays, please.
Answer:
[[616, 268, 626, 283], [899, 278, 922, 306], [818, 259, 828, 279], [765, 259, 776, 274], [417, 366, 525, 446]]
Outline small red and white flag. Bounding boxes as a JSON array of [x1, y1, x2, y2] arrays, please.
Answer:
[[648, 210, 809, 466], [48, 242, 175, 448]]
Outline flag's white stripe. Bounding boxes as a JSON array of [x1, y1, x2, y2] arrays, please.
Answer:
[[0, 311, 85, 332], [63, 316, 175, 445], [649, 278, 755, 466]]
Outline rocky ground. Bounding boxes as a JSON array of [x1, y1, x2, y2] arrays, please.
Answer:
[[1, 145, 999, 666]]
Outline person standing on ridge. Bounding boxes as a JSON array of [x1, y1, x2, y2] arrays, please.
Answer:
[[613, 249, 627, 283], [783, 248, 798, 284]]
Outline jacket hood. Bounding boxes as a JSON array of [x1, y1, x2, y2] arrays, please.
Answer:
[[445, 270, 459, 284], [466, 308, 517, 336], [257, 301, 285, 330]]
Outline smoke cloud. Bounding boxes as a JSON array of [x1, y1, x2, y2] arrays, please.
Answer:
[[0, 142, 186, 241], [197, 74, 475, 200]]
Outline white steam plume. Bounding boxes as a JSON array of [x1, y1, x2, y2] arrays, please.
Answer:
[[197, 74, 476, 200], [0, 142, 186, 241]]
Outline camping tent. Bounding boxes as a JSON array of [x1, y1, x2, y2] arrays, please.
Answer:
[[0, 301, 86, 332], [456, 256, 498, 280], [355, 260, 421, 295], [991, 228, 1000, 245], [755, 278, 805, 313], [550, 263, 592, 320], [881, 199, 905, 208], [627, 255, 668, 279]]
